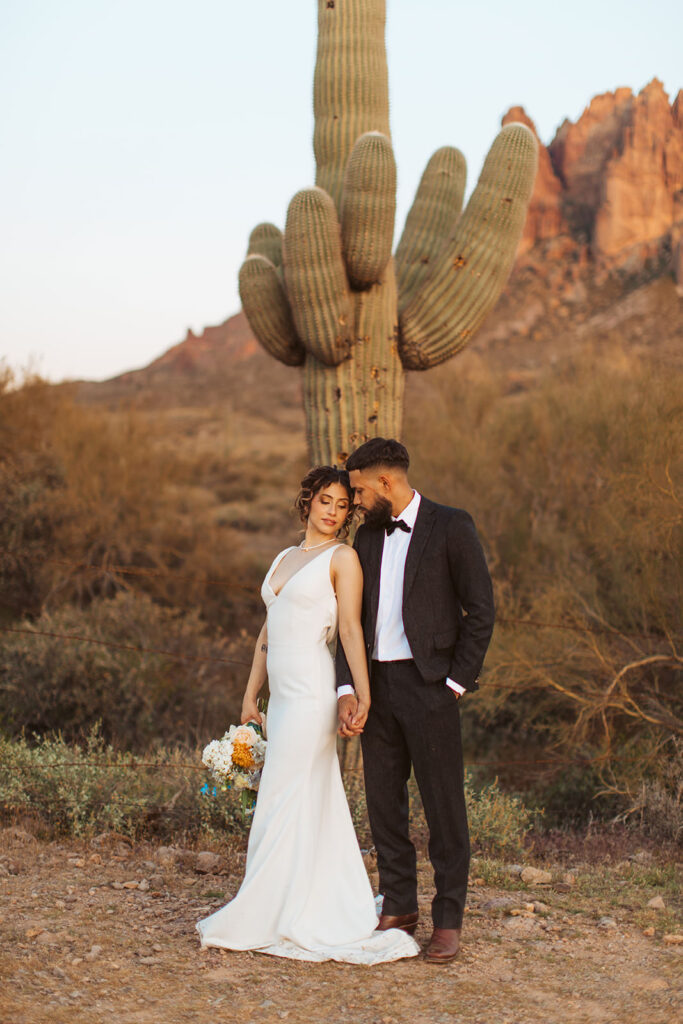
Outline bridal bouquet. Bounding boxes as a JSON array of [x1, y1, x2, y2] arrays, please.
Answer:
[[201, 719, 267, 818]]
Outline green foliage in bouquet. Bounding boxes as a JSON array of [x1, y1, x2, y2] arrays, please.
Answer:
[[239, 0, 538, 464]]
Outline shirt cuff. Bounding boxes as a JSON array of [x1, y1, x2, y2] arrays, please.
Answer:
[[337, 685, 355, 698], [446, 677, 466, 696]]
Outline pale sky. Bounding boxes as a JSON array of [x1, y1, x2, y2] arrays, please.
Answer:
[[1, 1, 681, 383]]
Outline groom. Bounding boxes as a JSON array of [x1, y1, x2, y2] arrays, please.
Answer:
[[336, 438, 495, 964]]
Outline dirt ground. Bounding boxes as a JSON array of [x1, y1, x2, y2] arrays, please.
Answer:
[[1, 827, 681, 1024]]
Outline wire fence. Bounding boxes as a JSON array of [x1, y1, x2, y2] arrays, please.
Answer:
[[24, 552, 681, 643], [1, 550, 679, 777]]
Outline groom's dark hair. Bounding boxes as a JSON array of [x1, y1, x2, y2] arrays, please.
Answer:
[[345, 437, 410, 473]]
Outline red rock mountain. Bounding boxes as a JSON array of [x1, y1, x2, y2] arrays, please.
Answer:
[[92, 78, 681, 409], [506, 79, 683, 278]]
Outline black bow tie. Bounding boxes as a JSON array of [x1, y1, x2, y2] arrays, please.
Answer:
[[386, 519, 412, 536]]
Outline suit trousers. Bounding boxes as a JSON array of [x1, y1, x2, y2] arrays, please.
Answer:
[[361, 659, 470, 929]]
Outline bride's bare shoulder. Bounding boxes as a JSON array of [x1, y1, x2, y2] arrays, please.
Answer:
[[331, 543, 361, 572]]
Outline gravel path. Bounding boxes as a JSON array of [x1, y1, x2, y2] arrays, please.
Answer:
[[1, 828, 680, 1024]]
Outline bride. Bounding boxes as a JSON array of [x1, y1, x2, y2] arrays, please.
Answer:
[[196, 467, 419, 964]]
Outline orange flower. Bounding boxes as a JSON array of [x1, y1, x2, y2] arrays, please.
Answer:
[[232, 740, 255, 770]]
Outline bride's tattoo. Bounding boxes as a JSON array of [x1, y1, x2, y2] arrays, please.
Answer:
[[261, 643, 268, 653]]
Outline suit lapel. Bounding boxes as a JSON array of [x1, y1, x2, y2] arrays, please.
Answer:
[[403, 497, 436, 604], [366, 528, 384, 634]]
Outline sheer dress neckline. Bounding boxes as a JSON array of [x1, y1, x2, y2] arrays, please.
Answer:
[[266, 543, 342, 599]]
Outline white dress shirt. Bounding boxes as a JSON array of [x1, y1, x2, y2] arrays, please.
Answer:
[[338, 491, 466, 698]]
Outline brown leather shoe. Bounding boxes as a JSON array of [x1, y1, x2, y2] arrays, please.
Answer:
[[377, 912, 419, 936], [425, 927, 461, 963]]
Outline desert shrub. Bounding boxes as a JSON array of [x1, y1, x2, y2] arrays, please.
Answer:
[[464, 772, 536, 855], [0, 727, 245, 840], [0, 367, 258, 629], [0, 730, 535, 852], [407, 346, 683, 821], [0, 592, 251, 749]]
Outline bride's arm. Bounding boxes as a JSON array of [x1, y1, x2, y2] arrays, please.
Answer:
[[332, 546, 371, 733], [240, 618, 268, 725]]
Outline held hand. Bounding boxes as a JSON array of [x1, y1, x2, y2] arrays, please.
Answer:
[[241, 695, 263, 727], [351, 696, 370, 731], [337, 693, 359, 738]]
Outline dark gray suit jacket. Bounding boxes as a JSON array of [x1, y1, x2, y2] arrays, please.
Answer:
[[335, 496, 495, 693]]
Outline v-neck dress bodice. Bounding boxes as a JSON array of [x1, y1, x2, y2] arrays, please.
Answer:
[[196, 543, 418, 965], [262, 544, 340, 656]]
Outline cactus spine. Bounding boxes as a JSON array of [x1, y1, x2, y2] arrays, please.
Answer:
[[238, 0, 538, 466]]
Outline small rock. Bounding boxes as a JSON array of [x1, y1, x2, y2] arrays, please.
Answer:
[[55, 900, 66, 910], [155, 846, 178, 867], [647, 896, 665, 911], [521, 867, 552, 885], [597, 917, 617, 929], [149, 874, 165, 889], [1, 826, 37, 844], [642, 926, 655, 937], [505, 915, 537, 932], [138, 879, 150, 892], [362, 849, 377, 870], [25, 927, 44, 939], [562, 872, 576, 885], [471, 877, 485, 886], [631, 850, 653, 865], [110, 882, 123, 890], [70, 957, 83, 966], [481, 897, 517, 912], [139, 956, 162, 965], [67, 858, 85, 868], [261, 1001, 274, 1009], [630, 976, 669, 992], [195, 852, 222, 874], [532, 901, 550, 914], [504, 864, 524, 876], [36, 931, 59, 945], [523, 902, 536, 913], [88, 853, 102, 865], [122, 880, 139, 890], [663, 933, 683, 945], [84, 945, 103, 962]]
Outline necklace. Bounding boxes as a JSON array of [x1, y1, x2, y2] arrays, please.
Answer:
[[299, 536, 336, 552]]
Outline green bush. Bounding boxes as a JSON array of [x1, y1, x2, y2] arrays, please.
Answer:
[[0, 731, 536, 852], [0, 727, 246, 840]]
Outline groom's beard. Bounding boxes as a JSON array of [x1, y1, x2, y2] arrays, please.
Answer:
[[359, 495, 393, 531]]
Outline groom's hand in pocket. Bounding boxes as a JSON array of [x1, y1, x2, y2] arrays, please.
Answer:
[[337, 693, 360, 738]]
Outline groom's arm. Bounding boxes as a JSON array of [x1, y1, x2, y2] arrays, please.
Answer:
[[445, 511, 495, 691]]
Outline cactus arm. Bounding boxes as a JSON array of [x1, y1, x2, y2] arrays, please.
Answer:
[[399, 123, 538, 370], [341, 131, 397, 289], [283, 187, 353, 367], [395, 146, 467, 313], [238, 255, 306, 367], [247, 222, 283, 269], [313, 0, 390, 209]]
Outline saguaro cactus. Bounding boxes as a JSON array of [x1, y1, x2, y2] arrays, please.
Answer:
[[239, 0, 538, 465]]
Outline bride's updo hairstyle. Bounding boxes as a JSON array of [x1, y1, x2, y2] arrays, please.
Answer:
[[294, 466, 355, 539]]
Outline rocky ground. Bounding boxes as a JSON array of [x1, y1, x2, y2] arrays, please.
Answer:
[[1, 827, 680, 1024]]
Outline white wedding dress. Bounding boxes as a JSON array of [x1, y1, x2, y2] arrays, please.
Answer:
[[196, 544, 419, 964]]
